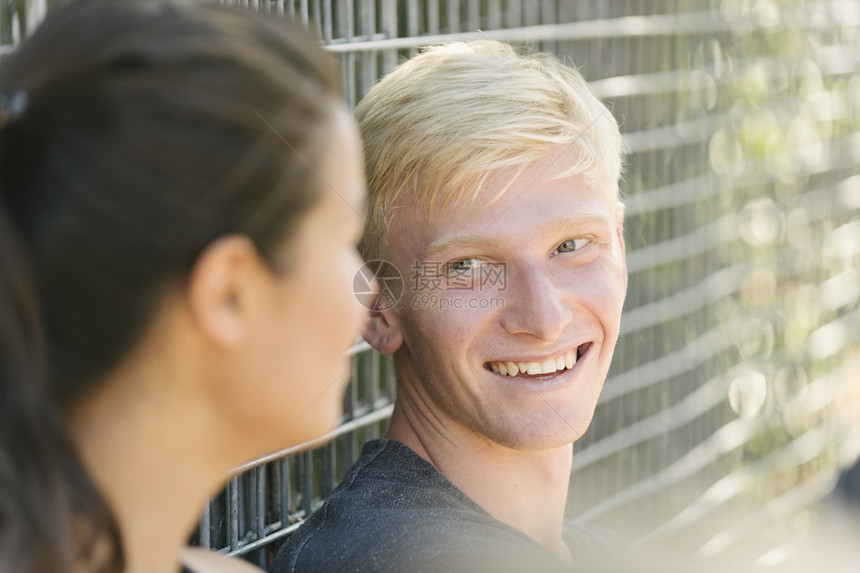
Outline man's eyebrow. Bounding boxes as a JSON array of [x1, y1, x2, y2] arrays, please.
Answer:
[[544, 213, 612, 236], [421, 214, 612, 259], [421, 233, 499, 259]]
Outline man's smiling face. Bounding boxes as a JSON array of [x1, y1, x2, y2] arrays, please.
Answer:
[[381, 145, 628, 450]]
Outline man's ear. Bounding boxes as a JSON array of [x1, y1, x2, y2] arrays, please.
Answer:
[[185, 234, 263, 348], [363, 305, 404, 355]]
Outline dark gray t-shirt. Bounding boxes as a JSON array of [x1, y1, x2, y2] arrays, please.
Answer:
[[270, 440, 634, 573]]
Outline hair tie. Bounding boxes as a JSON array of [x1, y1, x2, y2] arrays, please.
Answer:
[[0, 91, 28, 129]]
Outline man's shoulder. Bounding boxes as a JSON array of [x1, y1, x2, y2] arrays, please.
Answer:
[[269, 440, 551, 573], [273, 510, 559, 573], [301, 439, 478, 512]]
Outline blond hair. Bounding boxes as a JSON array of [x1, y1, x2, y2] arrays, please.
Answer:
[[355, 40, 625, 261]]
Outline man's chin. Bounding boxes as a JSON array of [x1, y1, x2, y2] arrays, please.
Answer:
[[474, 420, 593, 452]]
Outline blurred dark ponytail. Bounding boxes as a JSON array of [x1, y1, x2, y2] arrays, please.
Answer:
[[0, 207, 122, 572], [0, 0, 339, 571]]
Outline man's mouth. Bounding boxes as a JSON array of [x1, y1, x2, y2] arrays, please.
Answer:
[[484, 343, 591, 378]]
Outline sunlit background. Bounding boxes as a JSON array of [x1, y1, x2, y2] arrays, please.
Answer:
[[5, 0, 859, 570]]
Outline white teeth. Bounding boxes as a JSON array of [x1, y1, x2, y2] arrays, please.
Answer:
[[490, 348, 580, 377], [565, 350, 575, 370]]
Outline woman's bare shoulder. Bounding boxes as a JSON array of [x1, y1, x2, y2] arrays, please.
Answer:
[[180, 547, 264, 573]]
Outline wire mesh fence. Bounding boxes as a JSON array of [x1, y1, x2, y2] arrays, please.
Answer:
[[4, 0, 860, 569]]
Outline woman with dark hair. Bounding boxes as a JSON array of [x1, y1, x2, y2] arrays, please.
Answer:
[[0, 1, 366, 572]]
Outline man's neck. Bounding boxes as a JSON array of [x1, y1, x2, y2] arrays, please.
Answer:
[[386, 404, 574, 560]]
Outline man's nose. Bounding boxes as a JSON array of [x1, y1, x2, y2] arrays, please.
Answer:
[[499, 265, 574, 343]]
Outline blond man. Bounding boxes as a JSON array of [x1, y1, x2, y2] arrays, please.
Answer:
[[272, 41, 632, 573]]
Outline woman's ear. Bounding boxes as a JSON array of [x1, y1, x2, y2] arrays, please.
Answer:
[[185, 235, 263, 348], [363, 306, 404, 355]]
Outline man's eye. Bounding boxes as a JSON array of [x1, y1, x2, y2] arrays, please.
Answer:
[[557, 238, 590, 253], [449, 259, 478, 271]]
